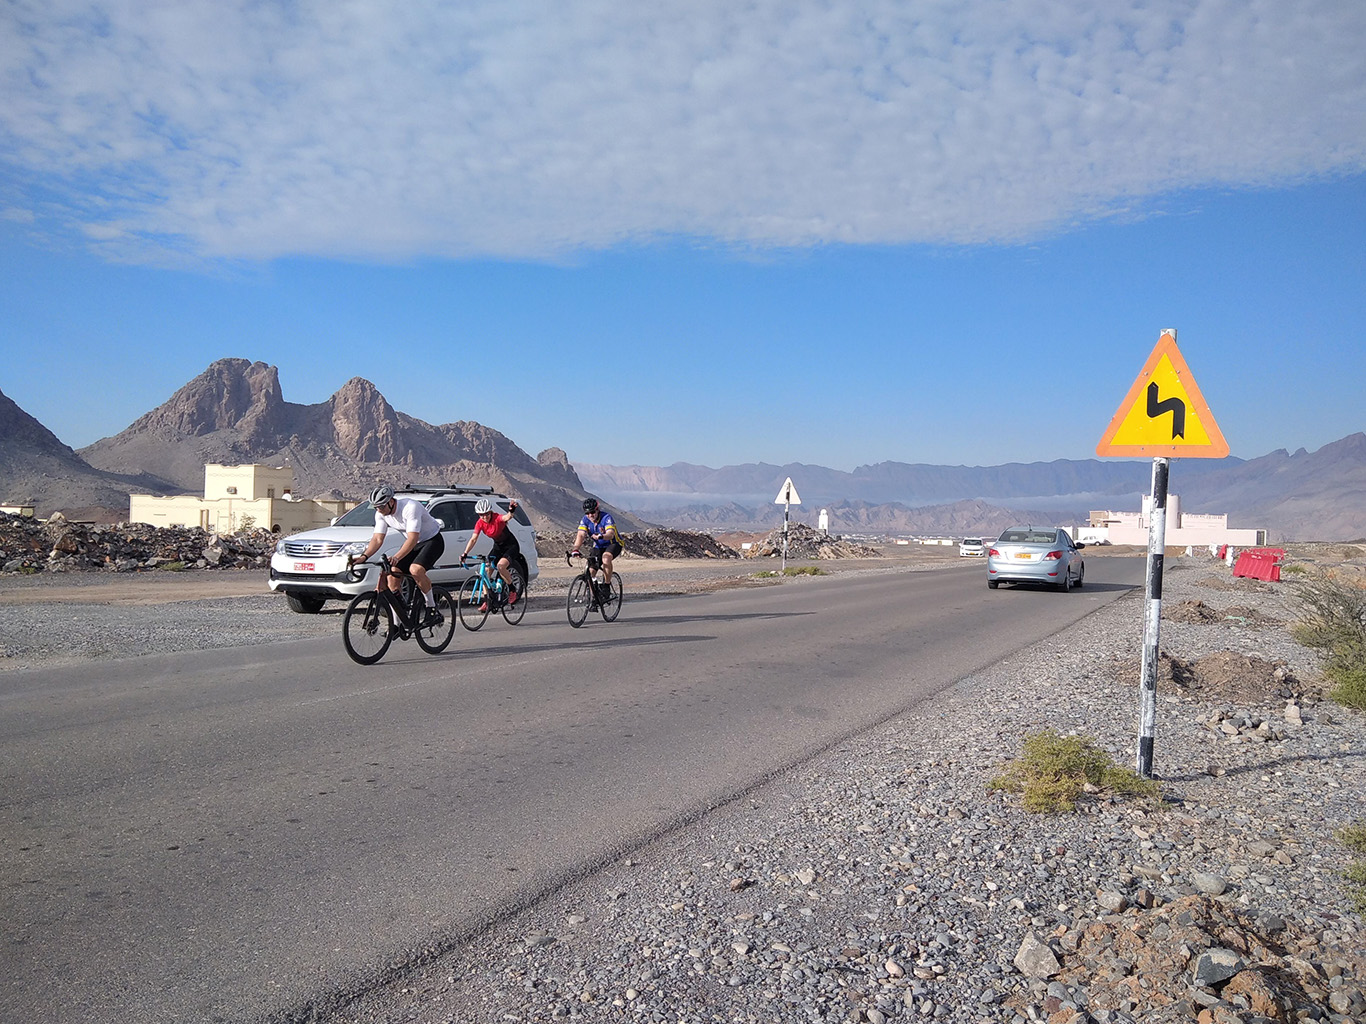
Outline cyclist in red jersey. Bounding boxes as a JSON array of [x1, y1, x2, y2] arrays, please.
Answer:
[[460, 497, 522, 609]]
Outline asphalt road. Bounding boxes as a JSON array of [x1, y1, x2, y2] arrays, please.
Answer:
[[0, 558, 1144, 1023]]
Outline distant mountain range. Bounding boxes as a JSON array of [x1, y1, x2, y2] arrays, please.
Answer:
[[577, 435, 1366, 540], [2, 359, 1363, 540]]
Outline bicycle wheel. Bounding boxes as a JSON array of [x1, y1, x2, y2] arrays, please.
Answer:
[[458, 576, 489, 631], [501, 565, 527, 625], [600, 574, 623, 622], [342, 592, 393, 665], [566, 575, 591, 628], [416, 586, 457, 654]]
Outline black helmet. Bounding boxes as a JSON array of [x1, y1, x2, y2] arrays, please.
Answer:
[[369, 484, 396, 507], [582, 497, 599, 514]]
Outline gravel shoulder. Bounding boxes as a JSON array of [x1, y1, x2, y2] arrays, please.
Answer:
[[310, 558, 1366, 1024]]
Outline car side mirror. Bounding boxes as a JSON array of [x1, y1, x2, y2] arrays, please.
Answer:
[[1076, 542, 1086, 549]]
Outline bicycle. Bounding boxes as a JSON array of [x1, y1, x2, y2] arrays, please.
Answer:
[[340, 555, 457, 665], [566, 550, 623, 627], [456, 554, 527, 631]]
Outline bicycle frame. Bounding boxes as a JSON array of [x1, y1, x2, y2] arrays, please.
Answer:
[[465, 556, 508, 606], [565, 549, 622, 626]]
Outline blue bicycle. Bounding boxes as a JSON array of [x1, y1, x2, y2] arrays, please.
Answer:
[[456, 554, 526, 631]]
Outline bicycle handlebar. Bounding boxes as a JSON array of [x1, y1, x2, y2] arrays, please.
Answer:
[[346, 553, 411, 583]]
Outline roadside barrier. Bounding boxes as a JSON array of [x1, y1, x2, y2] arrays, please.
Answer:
[[1232, 547, 1285, 582]]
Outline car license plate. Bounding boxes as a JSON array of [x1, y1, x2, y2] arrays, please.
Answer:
[[1014, 553, 1032, 559], [294, 562, 316, 571]]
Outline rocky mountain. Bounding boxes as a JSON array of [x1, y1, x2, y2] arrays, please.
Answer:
[[9, 359, 639, 531], [0, 387, 169, 519], [579, 435, 1366, 541]]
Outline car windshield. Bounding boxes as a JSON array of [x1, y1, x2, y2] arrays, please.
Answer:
[[999, 529, 1058, 545], [332, 498, 430, 527]]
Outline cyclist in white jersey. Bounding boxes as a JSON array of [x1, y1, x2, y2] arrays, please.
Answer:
[[353, 484, 446, 625]]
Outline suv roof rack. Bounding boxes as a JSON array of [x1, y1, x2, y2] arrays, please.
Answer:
[[400, 484, 496, 495]]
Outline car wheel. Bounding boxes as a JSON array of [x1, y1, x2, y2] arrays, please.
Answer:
[[1058, 571, 1073, 592], [987, 580, 999, 589], [1074, 565, 1084, 588], [287, 593, 326, 614]]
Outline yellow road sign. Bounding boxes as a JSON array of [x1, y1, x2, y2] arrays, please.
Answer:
[[1096, 331, 1228, 458]]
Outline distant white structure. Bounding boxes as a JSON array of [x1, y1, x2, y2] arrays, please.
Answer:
[[1077, 494, 1266, 547], [818, 508, 829, 534], [130, 464, 354, 534]]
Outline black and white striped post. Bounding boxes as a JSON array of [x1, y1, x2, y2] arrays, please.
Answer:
[[1136, 456, 1170, 779], [1097, 327, 1228, 779]]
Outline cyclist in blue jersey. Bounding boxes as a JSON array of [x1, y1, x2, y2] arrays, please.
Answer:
[[570, 497, 623, 589]]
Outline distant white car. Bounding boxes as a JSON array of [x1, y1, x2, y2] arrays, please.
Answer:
[[959, 538, 986, 557]]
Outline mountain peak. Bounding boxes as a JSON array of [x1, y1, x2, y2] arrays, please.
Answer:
[[328, 378, 402, 462], [131, 358, 284, 439]]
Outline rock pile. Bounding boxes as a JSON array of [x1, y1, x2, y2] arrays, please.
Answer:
[[0, 511, 276, 573], [747, 521, 882, 559], [1115, 650, 1303, 706], [1015, 893, 1366, 1023], [1165, 599, 1282, 627]]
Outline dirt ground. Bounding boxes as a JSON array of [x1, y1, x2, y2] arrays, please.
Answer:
[[0, 543, 972, 606]]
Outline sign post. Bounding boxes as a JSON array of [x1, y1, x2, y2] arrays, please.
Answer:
[[774, 477, 801, 572], [1097, 329, 1228, 778]]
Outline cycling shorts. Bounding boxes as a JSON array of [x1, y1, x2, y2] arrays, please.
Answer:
[[395, 533, 445, 574], [590, 540, 622, 561], [490, 537, 521, 566]]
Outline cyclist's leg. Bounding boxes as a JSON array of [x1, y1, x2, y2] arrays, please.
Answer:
[[401, 536, 443, 597], [600, 547, 614, 585]]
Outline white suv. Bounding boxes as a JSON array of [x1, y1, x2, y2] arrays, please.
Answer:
[[268, 485, 538, 613], [958, 538, 986, 557]]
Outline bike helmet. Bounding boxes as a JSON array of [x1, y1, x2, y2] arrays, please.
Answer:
[[474, 497, 494, 515], [582, 497, 599, 514], [370, 484, 396, 507]]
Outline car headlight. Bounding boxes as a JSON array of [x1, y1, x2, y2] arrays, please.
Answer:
[[275, 539, 287, 554], [342, 541, 369, 557]]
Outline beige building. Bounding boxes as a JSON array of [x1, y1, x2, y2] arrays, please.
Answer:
[[1077, 494, 1266, 548], [130, 464, 354, 534]]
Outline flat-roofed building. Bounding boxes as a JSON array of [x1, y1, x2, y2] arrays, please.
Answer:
[[130, 464, 353, 534]]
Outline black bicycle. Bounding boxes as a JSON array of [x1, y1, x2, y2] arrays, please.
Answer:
[[341, 555, 457, 665], [566, 550, 622, 627], [456, 554, 526, 631]]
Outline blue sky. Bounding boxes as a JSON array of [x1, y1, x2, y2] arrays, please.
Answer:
[[2, 1, 1364, 472]]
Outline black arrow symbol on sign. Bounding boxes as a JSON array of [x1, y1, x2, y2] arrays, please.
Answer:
[[1146, 382, 1186, 439]]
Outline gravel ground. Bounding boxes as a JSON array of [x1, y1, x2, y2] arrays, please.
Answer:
[[3, 556, 1363, 1024], [305, 560, 1366, 1024]]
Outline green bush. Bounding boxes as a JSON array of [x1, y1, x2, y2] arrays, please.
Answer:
[[157, 560, 186, 572], [1291, 572, 1366, 709], [990, 730, 1161, 814], [1340, 822, 1366, 914]]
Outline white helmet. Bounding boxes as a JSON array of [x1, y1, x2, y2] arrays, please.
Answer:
[[369, 484, 395, 507], [474, 497, 494, 515]]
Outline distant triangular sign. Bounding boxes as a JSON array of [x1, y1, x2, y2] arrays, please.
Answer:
[[1096, 331, 1229, 458], [774, 477, 801, 505]]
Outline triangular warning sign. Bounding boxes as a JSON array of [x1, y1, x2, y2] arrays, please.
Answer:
[[774, 477, 801, 505], [1096, 331, 1228, 458]]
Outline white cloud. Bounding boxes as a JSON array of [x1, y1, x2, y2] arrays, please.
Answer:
[[1, 0, 1363, 262]]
